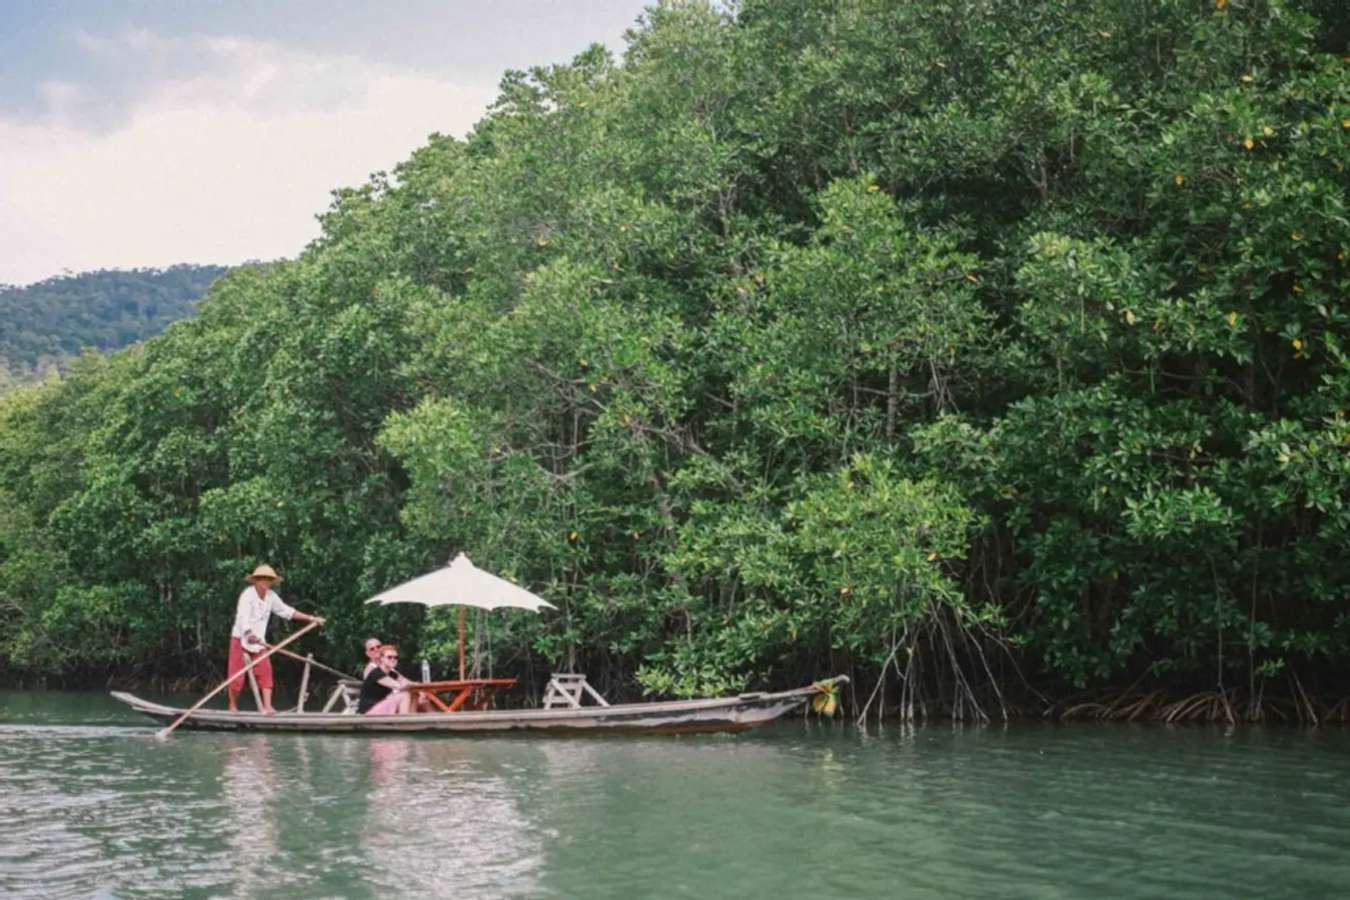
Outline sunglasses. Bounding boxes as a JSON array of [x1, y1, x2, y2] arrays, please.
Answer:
[[365, 645, 380, 651], [383, 655, 399, 661]]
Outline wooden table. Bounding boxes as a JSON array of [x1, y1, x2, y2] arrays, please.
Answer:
[[406, 678, 518, 713]]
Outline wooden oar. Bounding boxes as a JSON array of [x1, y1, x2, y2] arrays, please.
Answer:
[[155, 620, 321, 740]]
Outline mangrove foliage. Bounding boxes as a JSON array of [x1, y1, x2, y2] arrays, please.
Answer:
[[1, 0, 1347, 720]]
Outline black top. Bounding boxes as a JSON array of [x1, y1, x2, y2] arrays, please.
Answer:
[[358, 666, 400, 713]]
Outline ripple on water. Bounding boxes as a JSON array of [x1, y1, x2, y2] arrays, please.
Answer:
[[4, 698, 1350, 899]]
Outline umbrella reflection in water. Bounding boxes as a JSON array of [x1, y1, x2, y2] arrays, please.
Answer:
[[359, 738, 543, 895]]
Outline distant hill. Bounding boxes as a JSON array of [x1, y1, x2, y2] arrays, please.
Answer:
[[0, 265, 228, 389]]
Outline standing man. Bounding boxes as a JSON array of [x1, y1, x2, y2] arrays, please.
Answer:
[[228, 563, 325, 713]]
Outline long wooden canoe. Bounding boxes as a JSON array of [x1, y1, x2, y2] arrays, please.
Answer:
[[110, 676, 847, 735]]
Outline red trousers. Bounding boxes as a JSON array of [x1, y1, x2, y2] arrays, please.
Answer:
[[226, 637, 274, 699]]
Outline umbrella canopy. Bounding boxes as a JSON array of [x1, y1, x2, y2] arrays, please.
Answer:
[[364, 553, 555, 613]]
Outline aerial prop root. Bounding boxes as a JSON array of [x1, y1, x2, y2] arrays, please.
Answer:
[[1056, 680, 1348, 725], [855, 605, 1012, 724]]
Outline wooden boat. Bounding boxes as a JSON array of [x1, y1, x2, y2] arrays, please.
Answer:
[[109, 676, 847, 735]]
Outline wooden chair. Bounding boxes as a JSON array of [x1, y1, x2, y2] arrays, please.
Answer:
[[543, 673, 610, 709], [321, 678, 363, 714]]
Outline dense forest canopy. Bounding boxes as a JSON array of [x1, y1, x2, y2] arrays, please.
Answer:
[[0, 265, 228, 390], [1, 0, 1346, 721]]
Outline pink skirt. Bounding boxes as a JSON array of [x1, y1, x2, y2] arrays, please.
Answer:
[[365, 690, 405, 715]]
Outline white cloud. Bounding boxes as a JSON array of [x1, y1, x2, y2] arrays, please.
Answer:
[[0, 32, 497, 286]]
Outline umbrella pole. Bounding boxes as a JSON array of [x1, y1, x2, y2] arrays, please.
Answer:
[[458, 606, 466, 681]]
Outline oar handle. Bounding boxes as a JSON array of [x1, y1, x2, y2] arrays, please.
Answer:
[[155, 619, 321, 739], [265, 644, 355, 681]]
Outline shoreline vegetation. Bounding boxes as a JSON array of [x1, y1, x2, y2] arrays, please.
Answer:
[[7, 673, 1350, 727], [1, 1, 1347, 723]]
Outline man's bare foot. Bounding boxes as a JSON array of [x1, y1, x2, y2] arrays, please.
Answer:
[[262, 707, 277, 715]]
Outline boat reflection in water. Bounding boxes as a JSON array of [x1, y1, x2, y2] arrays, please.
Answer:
[[217, 736, 280, 897], [357, 737, 544, 897]]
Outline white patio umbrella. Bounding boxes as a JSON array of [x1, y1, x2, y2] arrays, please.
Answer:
[[365, 553, 555, 678]]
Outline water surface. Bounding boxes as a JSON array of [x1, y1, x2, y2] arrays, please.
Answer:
[[2, 691, 1347, 898]]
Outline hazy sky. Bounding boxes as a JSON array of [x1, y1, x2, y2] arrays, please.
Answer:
[[0, 1, 651, 286]]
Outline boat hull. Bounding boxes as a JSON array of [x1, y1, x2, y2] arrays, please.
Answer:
[[109, 677, 847, 735]]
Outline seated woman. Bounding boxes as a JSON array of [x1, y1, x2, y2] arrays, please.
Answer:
[[358, 644, 414, 715], [361, 636, 382, 677]]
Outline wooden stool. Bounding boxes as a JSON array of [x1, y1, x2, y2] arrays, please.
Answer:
[[321, 678, 363, 714], [543, 673, 610, 709]]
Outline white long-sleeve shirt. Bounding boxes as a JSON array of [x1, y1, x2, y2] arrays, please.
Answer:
[[230, 587, 297, 647]]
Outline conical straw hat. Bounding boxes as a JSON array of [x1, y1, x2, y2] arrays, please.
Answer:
[[245, 563, 282, 583]]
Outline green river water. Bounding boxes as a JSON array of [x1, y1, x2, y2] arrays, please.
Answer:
[[2, 690, 1348, 899]]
